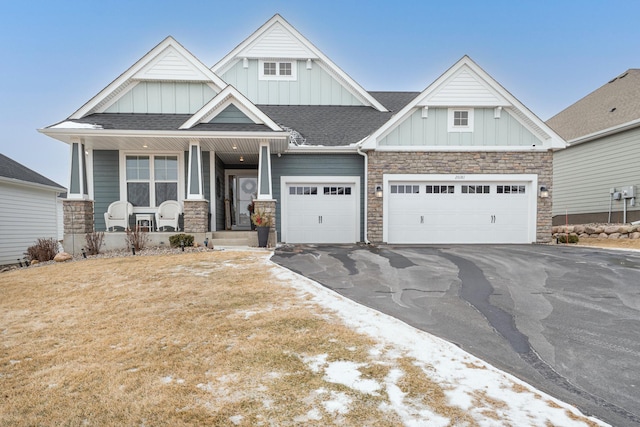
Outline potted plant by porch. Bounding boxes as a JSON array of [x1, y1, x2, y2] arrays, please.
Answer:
[[251, 208, 272, 248]]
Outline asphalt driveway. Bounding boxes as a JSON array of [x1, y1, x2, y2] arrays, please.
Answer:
[[272, 244, 640, 427]]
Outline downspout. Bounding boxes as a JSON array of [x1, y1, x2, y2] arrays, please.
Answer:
[[356, 142, 370, 244]]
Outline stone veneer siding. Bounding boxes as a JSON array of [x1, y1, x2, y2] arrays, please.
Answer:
[[63, 200, 95, 234], [253, 199, 277, 247], [183, 200, 209, 233], [367, 151, 553, 243]]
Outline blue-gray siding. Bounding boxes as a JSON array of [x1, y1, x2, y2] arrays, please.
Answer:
[[271, 154, 365, 241], [214, 154, 225, 231], [379, 108, 540, 147], [93, 150, 121, 231], [222, 59, 363, 106]]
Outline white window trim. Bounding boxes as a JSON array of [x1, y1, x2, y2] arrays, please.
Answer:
[[448, 108, 474, 132], [119, 151, 185, 213], [259, 59, 297, 81]]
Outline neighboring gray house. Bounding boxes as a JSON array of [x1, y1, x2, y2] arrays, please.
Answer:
[[0, 154, 65, 266], [547, 69, 640, 225], [40, 14, 564, 250]]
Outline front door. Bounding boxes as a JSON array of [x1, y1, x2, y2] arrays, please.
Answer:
[[226, 173, 258, 230]]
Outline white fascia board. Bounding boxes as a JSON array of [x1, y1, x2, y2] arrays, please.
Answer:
[[0, 176, 65, 193], [180, 85, 281, 131], [373, 145, 551, 152], [285, 145, 359, 154], [39, 127, 288, 140], [70, 37, 226, 119], [566, 118, 640, 147], [212, 14, 388, 112]]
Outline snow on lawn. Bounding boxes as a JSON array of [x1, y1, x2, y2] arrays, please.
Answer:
[[269, 259, 609, 427]]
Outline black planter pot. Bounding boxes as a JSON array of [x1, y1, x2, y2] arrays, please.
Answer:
[[257, 226, 270, 247]]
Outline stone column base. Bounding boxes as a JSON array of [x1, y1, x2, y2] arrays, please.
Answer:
[[183, 200, 209, 233], [253, 199, 277, 247], [63, 199, 94, 235]]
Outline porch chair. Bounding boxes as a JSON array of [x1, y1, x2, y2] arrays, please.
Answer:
[[104, 201, 133, 231], [155, 200, 182, 231]]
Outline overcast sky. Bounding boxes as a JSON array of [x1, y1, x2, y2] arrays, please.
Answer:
[[1, 0, 638, 188]]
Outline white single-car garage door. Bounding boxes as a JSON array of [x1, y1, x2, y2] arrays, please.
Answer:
[[282, 177, 360, 244], [386, 175, 536, 244]]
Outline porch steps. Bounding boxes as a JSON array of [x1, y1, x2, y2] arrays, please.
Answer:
[[209, 231, 255, 247]]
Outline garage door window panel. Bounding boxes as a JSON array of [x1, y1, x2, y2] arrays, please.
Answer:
[[426, 185, 454, 194], [462, 185, 490, 194]]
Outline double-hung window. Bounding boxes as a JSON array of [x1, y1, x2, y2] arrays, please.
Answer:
[[126, 155, 178, 207]]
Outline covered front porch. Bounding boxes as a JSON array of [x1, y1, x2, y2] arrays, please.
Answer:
[[46, 127, 288, 254]]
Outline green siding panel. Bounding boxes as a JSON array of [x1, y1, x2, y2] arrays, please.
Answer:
[[221, 59, 363, 106], [379, 108, 539, 147], [553, 127, 640, 217], [210, 104, 253, 124], [93, 150, 121, 231], [271, 154, 365, 241], [106, 82, 216, 114]]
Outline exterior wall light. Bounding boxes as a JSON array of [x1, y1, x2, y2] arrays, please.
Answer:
[[539, 185, 549, 198], [375, 185, 383, 198]]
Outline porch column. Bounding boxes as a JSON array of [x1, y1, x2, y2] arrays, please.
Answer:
[[64, 141, 95, 251], [187, 140, 204, 200], [184, 141, 208, 232], [257, 142, 273, 200]]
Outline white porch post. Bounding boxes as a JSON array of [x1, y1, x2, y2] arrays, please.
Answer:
[[257, 142, 273, 200], [187, 140, 204, 200], [68, 140, 89, 199]]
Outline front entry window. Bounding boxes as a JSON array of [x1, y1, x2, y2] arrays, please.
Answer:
[[126, 155, 178, 207]]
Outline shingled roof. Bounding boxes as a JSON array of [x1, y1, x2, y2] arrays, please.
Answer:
[[58, 91, 419, 147], [547, 69, 640, 142], [0, 153, 65, 190]]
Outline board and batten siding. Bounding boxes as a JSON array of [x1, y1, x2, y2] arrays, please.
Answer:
[[0, 182, 61, 266], [221, 59, 363, 106], [271, 154, 365, 241], [93, 150, 121, 231], [553, 126, 640, 219], [105, 82, 216, 114], [379, 108, 539, 147]]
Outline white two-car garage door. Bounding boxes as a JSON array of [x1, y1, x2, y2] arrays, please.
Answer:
[[386, 175, 536, 244], [282, 177, 360, 244]]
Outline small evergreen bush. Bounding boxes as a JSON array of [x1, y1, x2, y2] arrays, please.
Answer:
[[169, 234, 194, 248], [557, 234, 579, 244]]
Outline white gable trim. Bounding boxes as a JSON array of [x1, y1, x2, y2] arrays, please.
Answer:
[[70, 37, 227, 119], [362, 56, 565, 150], [180, 85, 281, 131], [212, 14, 388, 112]]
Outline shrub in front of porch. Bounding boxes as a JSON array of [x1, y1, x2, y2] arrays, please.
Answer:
[[169, 234, 194, 248]]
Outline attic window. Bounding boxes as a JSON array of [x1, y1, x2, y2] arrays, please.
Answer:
[[448, 108, 474, 132], [259, 60, 297, 81]]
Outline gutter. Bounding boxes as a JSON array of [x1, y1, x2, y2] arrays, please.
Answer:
[[356, 141, 370, 244]]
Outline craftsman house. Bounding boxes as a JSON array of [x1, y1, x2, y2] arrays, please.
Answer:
[[40, 14, 564, 252]]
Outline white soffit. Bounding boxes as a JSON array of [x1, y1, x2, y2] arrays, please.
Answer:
[[70, 37, 227, 119], [133, 46, 213, 81], [418, 66, 510, 107]]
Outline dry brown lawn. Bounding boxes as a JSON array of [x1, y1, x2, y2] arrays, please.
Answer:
[[0, 250, 604, 426], [575, 238, 640, 250]]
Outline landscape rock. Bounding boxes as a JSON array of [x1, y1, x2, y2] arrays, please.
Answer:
[[604, 226, 622, 234], [54, 252, 73, 262], [608, 233, 621, 239], [630, 232, 640, 240], [574, 225, 585, 234]]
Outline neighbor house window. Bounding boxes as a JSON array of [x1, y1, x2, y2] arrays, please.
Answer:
[[448, 108, 474, 132], [126, 154, 178, 207], [259, 60, 297, 80]]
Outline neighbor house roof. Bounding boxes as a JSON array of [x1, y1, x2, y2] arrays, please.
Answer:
[[547, 69, 640, 142], [0, 153, 65, 190]]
